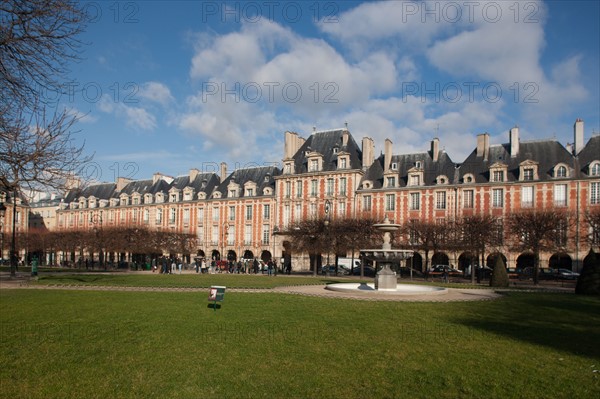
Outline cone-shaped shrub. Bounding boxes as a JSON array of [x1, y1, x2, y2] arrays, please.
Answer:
[[490, 255, 509, 288], [576, 250, 600, 295]]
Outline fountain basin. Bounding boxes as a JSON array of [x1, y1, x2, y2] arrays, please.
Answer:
[[325, 283, 448, 296]]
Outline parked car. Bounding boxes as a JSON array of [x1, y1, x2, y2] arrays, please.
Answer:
[[321, 264, 350, 276], [428, 265, 461, 277], [555, 268, 580, 280], [351, 266, 376, 277]]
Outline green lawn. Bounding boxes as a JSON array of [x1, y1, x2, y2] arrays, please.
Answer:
[[1, 289, 599, 399]]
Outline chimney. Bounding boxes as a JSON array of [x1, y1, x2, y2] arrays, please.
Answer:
[[220, 162, 227, 183], [574, 118, 584, 154], [384, 139, 393, 172], [153, 172, 163, 184], [342, 130, 349, 147], [476, 133, 490, 161], [116, 177, 132, 192], [189, 168, 199, 182], [430, 138, 439, 162], [362, 137, 374, 169], [284, 131, 296, 159], [510, 126, 519, 158]]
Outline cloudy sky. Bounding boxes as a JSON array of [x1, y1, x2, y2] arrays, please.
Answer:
[[64, 0, 599, 182]]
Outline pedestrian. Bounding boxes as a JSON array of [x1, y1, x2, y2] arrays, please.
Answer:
[[253, 258, 259, 274], [171, 260, 176, 274], [267, 259, 273, 276], [178, 260, 182, 274]]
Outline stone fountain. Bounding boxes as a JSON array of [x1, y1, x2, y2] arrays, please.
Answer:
[[325, 216, 447, 296]]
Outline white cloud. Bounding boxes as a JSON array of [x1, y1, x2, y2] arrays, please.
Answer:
[[138, 81, 174, 106], [98, 95, 157, 131]]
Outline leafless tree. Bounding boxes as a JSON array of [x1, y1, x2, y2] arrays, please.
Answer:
[[399, 219, 454, 273], [455, 215, 502, 283], [284, 218, 331, 277], [328, 216, 380, 276], [585, 208, 600, 248], [507, 209, 571, 284]]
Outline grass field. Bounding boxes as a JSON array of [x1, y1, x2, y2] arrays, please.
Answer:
[[1, 286, 599, 398]]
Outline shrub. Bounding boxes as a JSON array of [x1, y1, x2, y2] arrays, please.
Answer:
[[576, 250, 600, 295], [489, 255, 509, 288]]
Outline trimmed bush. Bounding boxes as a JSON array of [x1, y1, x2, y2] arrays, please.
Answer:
[[490, 255, 509, 288], [576, 250, 600, 295]]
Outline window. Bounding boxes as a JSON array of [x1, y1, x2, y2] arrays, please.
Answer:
[[227, 225, 235, 245], [362, 195, 372, 211], [211, 226, 218, 245], [385, 194, 395, 211], [262, 225, 270, 245], [263, 204, 271, 219], [246, 205, 253, 221], [169, 208, 176, 223], [143, 209, 149, 223], [245, 188, 254, 197], [391, 162, 398, 170], [183, 209, 190, 224], [197, 208, 204, 223], [555, 219, 568, 247], [310, 179, 318, 196], [229, 189, 237, 198], [296, 180, 303, 198], [133, 197, 139, 205], [591, 163, 600, 176], [244, 225, 252, 245], [212, 207, 219, 222], [285, 182, 291, 198], [523, 168, 534, 181], [326, 178, 334, 196], [521, 186, 534, 208], [340, 178, 347, 196], [170, 193, 178, 202], [339, 158, 347, 169], [554, 184, 567, 206], [283, 205, 290, 227], [492, 189, 504, 208], [556, 165, 567, 178], [338, 201, 346, 217], [409, 175, 420, 186], [463, 190, 474, 209], [435, 191, 446, 209], [295, 203, 302, 221], [133, 208, 138, 221], [309, 159, 318, 172], [410, 193, 420, 210], [229, 206, 235, 221], [386, 176, 396, 188], [492, 170, 504, 182], [310, 203, 317, 217], [591, 182, 599, 205], [156, 209, 163, 224]]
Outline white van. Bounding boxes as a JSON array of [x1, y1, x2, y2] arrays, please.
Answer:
[[336, 258, 361, 272]]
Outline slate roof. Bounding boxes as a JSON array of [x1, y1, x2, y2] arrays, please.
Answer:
[[361, 149, 457, 189], [459, 139, 574, 183], [63, 172, 220, 203], [576, 135, 600, 177], [291, 129, 363, 173], [215, 165, 281, 197]]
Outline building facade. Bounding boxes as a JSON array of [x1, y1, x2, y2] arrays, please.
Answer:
[[29, 120, 600, 271]]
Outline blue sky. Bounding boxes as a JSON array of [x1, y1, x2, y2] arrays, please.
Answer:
[[62, 0, 599, 182]]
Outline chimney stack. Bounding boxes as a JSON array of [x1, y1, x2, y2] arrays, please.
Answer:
[[574, 119, 584, 155], [476, 133, 490, 161], [510, 126, 519, 157], [430, 138, 439, 162], [384, 139, 393, 172], [116, 177, 132, 192], [189, 168, 199, 182], [220, 162, 228, 183], [362, 137, 374, 169], [342, 130, 349, 147]]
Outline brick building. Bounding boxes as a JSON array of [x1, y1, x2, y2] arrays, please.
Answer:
[[31, 119, 600, 271]]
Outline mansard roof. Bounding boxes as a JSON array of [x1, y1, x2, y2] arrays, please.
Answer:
[[361, 149, 457, 189], [63, 172, 220, 203], [291, 129, 362, 173], [577, 135, 600, 176], [216, 165, 280, 197], [459, 139, 574, 183]]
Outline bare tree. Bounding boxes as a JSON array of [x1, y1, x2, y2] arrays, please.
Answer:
[[456, 215, 501, 283], [585, 208, 600, 248], [507, 209, 571, 284], [284, 218, 331, 277], [332, 216, 380, 276], [399, 220, 454, 273]]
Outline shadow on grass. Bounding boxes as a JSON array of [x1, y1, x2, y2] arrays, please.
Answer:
[[207, 303, 222, 310], [454, 293, 600, 359]]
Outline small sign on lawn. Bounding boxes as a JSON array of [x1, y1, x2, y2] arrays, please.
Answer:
[[208, 286, 226, 311]]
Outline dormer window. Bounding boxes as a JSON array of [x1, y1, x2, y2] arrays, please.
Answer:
[[198, 192, 207, 200], [144, 194, 153, 204], [492, 170, 504, 182], [362, 181, 373, 189], [119, 196, 128, 206], [183, 188, 194, 201], [246, 188, 254, 197], [463, 174, 475, 184], [229, 189, 238, 198], [590, 162, 600, 176], [436, 175, 448, 185], [309, 159, 319, 172], [338, 156, 348, 170], [490, 162, 508, 183], [391, 162, 398, 171], [156, 193, 164, 203], [415, 161, 422, 169], [213, 191, 222, 199], [333, 147, 339, 154], [554, 164, 569, 178], [386, 176, 396, 188], [519, 160, 538, 182], [263, 187, 273, 196], [169, 192, 179, 202]]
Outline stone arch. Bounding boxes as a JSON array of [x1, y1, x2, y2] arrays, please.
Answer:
[[226, 250, 237, 261], [243, 250, 255, 260], [196, 249, 205, 258], [431, 252, 449, 266], [211, 249, 220, 261], [516, 253, 535, 270], [261, 250, 271, 262], [458, 252, 476, 272], [549, 253, 572, 270], [407, 252, 423, 272]]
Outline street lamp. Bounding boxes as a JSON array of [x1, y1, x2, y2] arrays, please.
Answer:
[[324, 199, 331, 273]]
